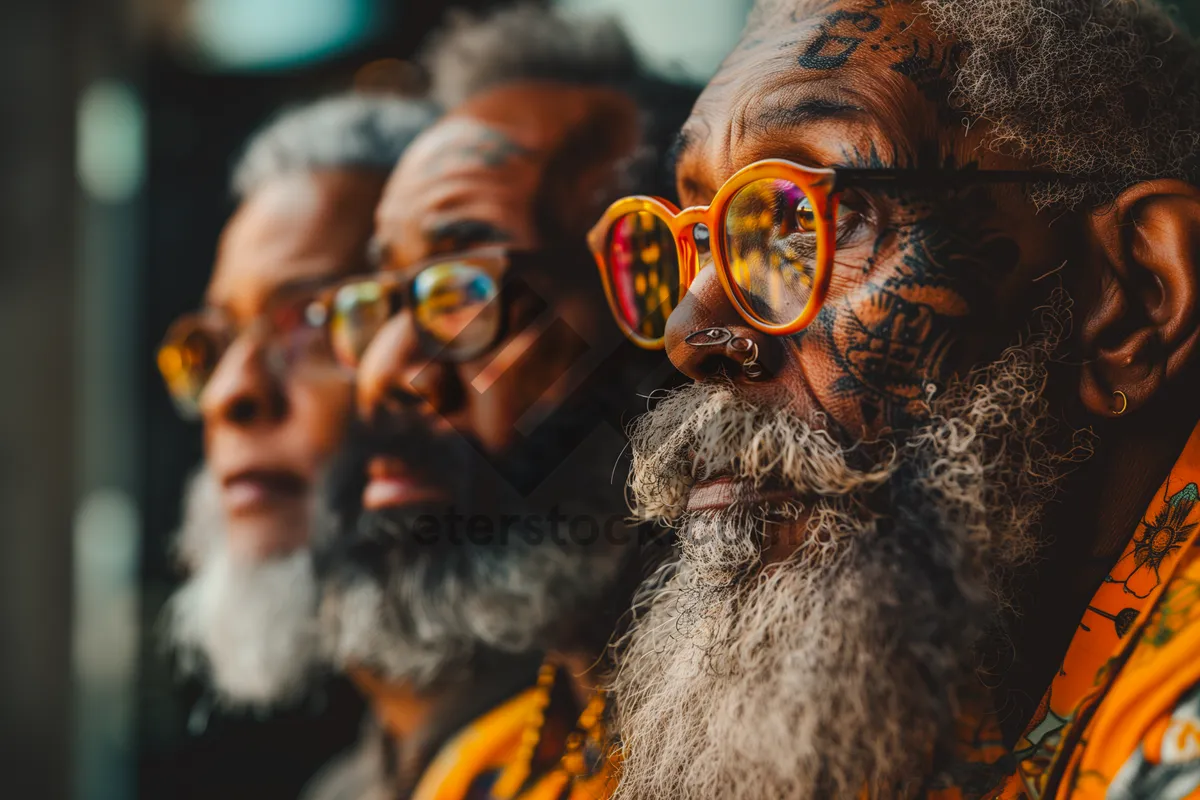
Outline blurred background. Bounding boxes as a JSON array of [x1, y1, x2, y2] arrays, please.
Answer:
[[2, 0, 1198, 798], [0, 0, 756, 797]]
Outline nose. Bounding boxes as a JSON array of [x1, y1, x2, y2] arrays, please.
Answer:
[[355, 309, 459, 423], [663, 262, 782, 384], [199, 337, 286, 427]]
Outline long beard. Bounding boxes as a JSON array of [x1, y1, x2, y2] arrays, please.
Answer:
[[612, 298, 1092, 799], [317, 508, 628, 691], [162, 469, 323, 709], [316, 402, 637, 691]]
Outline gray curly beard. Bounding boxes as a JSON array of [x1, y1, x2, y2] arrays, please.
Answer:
[[611, 299, 1093, 799]]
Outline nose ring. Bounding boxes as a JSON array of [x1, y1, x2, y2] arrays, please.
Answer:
[[684, 327, 763, 378], [729, 336, 763, 378]]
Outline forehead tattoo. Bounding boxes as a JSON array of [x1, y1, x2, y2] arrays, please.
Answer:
[[689, 1, 963, 175], [797, 0, 890, 70], [740, 0, 963, 133], [797, 0, 959, 93]]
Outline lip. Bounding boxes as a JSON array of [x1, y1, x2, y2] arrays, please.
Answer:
[[363, 456, 451, 511], [221, 468, 309, 515], [686, 476, 796, 512]]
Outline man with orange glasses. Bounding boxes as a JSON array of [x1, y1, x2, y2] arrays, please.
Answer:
[[597, 1, 1200, 798], [309, 6, 695, 799]]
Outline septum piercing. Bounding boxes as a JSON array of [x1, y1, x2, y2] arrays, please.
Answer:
[[729, 336, 763, 378], [684, 327, 763, 378]]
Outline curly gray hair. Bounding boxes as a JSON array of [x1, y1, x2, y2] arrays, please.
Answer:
[[751, 0, 1200, 207], [927, 0, 1200, 206], [231, 93, 437, 198]]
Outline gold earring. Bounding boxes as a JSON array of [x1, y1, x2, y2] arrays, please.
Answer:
[[1113, 390, 1129, 416]]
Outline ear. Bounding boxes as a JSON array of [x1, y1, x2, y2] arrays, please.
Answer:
[[1079, 180, 1200, 417]]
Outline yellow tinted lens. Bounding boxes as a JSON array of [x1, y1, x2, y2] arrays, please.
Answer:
[[158, 320, 222, 416], [412, 263, 500, 359], [605, 211, 679, 341], [724, 178, 819, 327], [330, 281, 391, 368]]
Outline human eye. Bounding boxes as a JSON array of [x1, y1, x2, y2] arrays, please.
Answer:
[[772, 193, 865, 263]]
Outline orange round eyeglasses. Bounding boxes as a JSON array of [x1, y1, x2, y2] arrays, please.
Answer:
[[588, 158, 1093, 349]]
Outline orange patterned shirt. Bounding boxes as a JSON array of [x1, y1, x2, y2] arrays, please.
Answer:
[[942, 422, 1200, 799]]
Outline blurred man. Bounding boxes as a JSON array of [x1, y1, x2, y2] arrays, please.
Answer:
[[312, 6, 694, 798], [595, 1, 1200, 798], [159, 94, 434, 710]]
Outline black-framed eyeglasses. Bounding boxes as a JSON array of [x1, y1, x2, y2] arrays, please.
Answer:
[[319, 246, 578, 368]]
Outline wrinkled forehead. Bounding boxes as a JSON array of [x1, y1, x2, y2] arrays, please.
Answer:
[[677, 0, 960, 198], [391, 93, 564, 197], [376, 114, 548, 238], [208, 171, 382, 310], [376, 82, 639, 258]]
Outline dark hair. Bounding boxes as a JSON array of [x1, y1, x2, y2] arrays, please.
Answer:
[[421, 2, 700, 210]]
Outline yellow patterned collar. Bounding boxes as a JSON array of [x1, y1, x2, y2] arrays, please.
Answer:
[[490, 662, 620, 800], [411, 687, 547, 800]]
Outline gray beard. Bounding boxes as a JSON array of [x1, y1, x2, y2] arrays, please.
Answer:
[[317, 527, 628, 690], [162, 469, 323, 709], [317, 429, 635, 691], [612, 297, 1093, 799]]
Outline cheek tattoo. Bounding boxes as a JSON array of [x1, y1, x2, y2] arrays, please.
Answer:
[[808, 148, 1021, 431]]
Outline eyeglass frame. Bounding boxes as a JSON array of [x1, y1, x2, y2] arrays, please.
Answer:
[[157, 244, 595, 419], [313, 244, 596, 369], [587, 157, 1104, 350], [156, 285, 340, 420]]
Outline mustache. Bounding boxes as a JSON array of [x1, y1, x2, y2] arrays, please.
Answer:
[[325, 377, 645, 529], [323, 415, 471, 528], [316, 415, 477, 588], [628, 381, 893, 523]]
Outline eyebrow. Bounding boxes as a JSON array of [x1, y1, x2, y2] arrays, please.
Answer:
[[204, 274, 337, 312], [750, 97, 864, 135], [424, 219, 513, 252], [367, 235, 388, 268], [832, 167, 1106, 191], [671, 97, 863, 181], [275, 275, 341, 294]]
